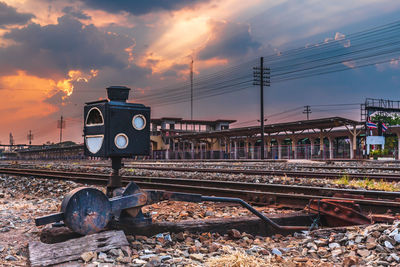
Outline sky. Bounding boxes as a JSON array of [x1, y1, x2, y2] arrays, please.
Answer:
[[1, 0, 400, 145]]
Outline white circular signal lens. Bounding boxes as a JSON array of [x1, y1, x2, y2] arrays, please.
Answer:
[[114, 133, 129, 149], [132, 114, 146, 130]]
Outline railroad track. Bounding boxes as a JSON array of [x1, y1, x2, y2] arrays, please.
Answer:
[[1, 167, 400, 214], [121, 165, 400, 181], [126, 163, 400, 172], [4, 162, 400, 174]]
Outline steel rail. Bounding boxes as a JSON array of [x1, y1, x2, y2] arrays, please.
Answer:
[[125, 163, 400, 172], [1, 167, 400, 214]]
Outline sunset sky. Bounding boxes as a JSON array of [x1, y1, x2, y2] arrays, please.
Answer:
[[1, 0, 400, 145]]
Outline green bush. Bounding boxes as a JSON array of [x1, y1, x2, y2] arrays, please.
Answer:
[[370, 149, 391, 157]]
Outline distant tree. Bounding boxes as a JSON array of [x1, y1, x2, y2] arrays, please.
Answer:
[[371, 113, 400, 126]]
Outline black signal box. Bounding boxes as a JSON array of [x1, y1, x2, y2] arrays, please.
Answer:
[[83, 86, 150, 158]]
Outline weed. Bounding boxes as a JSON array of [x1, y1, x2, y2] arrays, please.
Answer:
[[334, 176, 400, 191]]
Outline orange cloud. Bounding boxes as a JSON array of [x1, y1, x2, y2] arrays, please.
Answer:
[[0, 71, 58, 126], [56, 69, 98, 97], [0, 69, 97, 140]]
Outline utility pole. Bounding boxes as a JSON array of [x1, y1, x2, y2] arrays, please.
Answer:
[[9, 133, 14, 151], [303, 105, 312, 120], [27, 130, 33, 145], [190, 58, 194, 120], [253, 57, 270, 159], [57, 116, 66, 144]]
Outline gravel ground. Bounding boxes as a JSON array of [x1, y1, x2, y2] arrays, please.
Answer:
[[0, 173, 291, 266], [2, 160, 400, 266]]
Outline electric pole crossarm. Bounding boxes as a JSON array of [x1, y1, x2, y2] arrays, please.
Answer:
[[253, 57, 271, 160]]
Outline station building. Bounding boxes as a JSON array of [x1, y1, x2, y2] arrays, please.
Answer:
[[150, 117, 400, 160], [11, 116, 400, 160]]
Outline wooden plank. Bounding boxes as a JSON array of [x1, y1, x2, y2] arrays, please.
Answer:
[[29, 230, 128, 267], [40, 212, 316, 244], [115, 212, 315, 237]]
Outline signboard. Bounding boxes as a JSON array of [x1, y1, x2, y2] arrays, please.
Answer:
[[366, 136, 385, 154]]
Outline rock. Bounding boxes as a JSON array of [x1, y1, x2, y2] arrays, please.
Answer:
[[118, 256, 131, 263], [121, 246, 132, 257], [376, 244, 386, 252], [314, 239, 328, 246], [346, 233, 356, 240], [204, 210, 214, 217], [133, 259, 147, 264], [5, 255, 17, 261], [190, 254, 204, 262], [147, 256, 161, 266], [160, 255, 172, 261], [293, 257, 308, 262], [175, 232, 185, 241], [0, 245, 4, 252], [328, 242, 340, 250], [385, 241, 394, 249], [394, 234, 400, 243], [98, 252, 107, 260], [108, 248, 120, 257], [135, 235, 148, 241], [182, 250, 190, 258], [354, 236, 363, 243], [389, 229, 399, 237], [164, 234, 172, 242], [208, 243, 220, 253], [188, 246, 197, 253], [366, 242, 376, 250], [390, 253, 400, 262], [194, 239, 202, 248], [227, 229, 241, 239], [104, 257, 115, 263], [357, 249, 370, 257], [343, 256, 359, 267], [271, 248, 282, 256], [375, 260, 390, 266], [306, 242, 317, 250], [140, 254, 157, 260], [317, 247, 328, 257], [348, 251, 356, 257], [372, 231, 381, 238], [81, 251, 97, 262], [331, 248, 342, 257]]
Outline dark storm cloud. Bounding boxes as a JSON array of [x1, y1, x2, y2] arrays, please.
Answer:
[[62, 6, 91, 20], [162, 63, 188, 77], [0, 1, 34, 28], [0, 15, 134, 78], [79, 0, 209, 15], [198, 20, 260, 60]]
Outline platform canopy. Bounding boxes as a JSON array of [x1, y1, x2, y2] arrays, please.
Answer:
[[174, 117, 362, 139]]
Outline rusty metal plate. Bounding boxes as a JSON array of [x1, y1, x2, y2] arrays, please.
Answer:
[[307, 199, 372, 227], [61, 187, 112, 235]]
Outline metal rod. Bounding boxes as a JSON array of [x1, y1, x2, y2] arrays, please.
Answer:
[[200, 196, 308, 232]]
